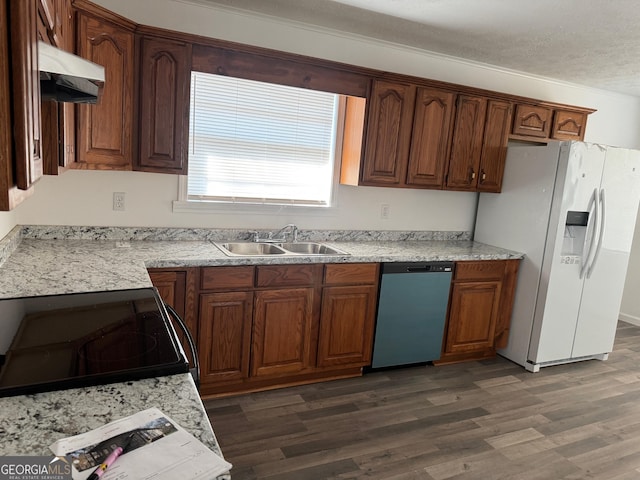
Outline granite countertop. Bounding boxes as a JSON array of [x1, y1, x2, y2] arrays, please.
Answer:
[[0, 374, 222, 458], [0, 225, 522, 476], [0, 374, 230, 479], [0, 228, 522, 299]]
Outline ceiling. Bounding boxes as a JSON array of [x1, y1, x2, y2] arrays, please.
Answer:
[[193, 0, 640, 97]]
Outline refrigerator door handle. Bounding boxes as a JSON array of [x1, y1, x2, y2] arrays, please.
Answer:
[[580, 187, 599, 279], [587, 188, 606, 278]]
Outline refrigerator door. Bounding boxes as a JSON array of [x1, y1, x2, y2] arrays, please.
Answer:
[[474, 142, 560, 367], [529, 142, 606, 364], [572, 147, 640, 357]]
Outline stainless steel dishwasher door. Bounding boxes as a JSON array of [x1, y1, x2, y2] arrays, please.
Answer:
[[371, 262, 453, 368]]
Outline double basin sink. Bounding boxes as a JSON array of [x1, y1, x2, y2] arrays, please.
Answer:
[[214, 241, 349, 257]]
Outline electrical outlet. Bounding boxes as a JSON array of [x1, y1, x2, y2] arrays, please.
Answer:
[[113, 192, 126, 211], [380, 203, 390, 219]]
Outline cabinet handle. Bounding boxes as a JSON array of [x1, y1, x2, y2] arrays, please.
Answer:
[[469, 168, 476, 182], [480, 170, 486, 183], [33, 139, 40, 157]]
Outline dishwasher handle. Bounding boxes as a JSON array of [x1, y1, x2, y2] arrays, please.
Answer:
[[382, 262, 454, 274]]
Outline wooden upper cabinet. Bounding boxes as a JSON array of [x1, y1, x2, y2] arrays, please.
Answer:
[[41, 0, 74, 176], [511, 104, 552, 139], [9, 0, 43, 191], [136, 35, 192, 174], [406, 87, 455, 188], [361, 80, 415, 185], [551, 109, 588, 141], [446, 95, 487, 190], [76, 11, 134, 169], [477, 100, 512, 193]]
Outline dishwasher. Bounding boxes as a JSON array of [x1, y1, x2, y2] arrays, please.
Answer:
[[371, 262, 453, 368]]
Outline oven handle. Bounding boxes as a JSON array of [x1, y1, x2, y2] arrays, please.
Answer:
[[164, 303, 200, 389]]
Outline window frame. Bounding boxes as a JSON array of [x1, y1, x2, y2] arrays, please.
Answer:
[[173, 94, 347, 215]]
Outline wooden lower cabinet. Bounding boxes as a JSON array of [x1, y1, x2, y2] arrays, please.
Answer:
[[251, 288, 316, 377], [199, 291, 252, 383], [195, 263, 379, 397], [445, 280, 502, 354], [317, 285, 377, 367], [148, 268, 198, 365], [436, 259, 520, 364]]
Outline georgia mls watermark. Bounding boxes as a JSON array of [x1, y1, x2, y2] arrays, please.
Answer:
[[0, 456, 72, 480]]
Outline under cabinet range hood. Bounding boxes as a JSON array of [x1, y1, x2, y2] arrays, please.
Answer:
[[38, 41, 105, 104]]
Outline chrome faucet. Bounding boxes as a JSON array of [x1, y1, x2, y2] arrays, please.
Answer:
[[250, 224, 298, 243]]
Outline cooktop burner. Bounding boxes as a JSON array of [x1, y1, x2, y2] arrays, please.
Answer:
[[0, 288, 189, 397]]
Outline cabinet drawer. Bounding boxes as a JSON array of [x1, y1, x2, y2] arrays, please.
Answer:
[[454, 261, 505, 281], [324, 263, 379, 285], [201, 266, 254, 290], [256, 265, 322, 287]]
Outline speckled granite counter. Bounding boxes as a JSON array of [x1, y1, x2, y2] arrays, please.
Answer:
[[0, 374, 230, 479], [0, 225, 522, 476], [0, 227, 522, 299]]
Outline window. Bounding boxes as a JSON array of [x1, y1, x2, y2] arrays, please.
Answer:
[[185, 71, 340, 207]]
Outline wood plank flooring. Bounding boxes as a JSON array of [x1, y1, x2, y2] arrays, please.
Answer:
[[204, 321, 640, 479]]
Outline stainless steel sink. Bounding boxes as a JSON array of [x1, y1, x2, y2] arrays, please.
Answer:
[[213, 241, 349, 257], [277, 242, 349, 256], [215, 242, 287, 256]]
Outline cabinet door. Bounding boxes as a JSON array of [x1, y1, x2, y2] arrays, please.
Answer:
[[137, 36, 191, 174], [76, 13, 134, 169], [445, 280, 502, 354], [551, 110, 588, 141], [446, 95, 487, 190], [361, 80, 415, 185], [9, 0, 43, 190], [477, 100, 512, 193], [251, 288, 315, 377], [199, 291, 253, 384], [406, 87, 455, 188], [511, 104, 552, 139], [317, 285, 377, 367], [148, 268, 198, 365]]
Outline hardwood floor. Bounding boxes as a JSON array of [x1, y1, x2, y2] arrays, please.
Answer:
[[204, 321, 640, 479]]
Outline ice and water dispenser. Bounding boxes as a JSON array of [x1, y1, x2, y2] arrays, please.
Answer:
[[561, 210, 590, 264]]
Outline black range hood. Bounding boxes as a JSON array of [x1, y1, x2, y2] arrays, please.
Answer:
[[38, 41, 105, 104]]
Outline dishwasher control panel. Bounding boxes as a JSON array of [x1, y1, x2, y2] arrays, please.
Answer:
[[382, 262, 453, 274]]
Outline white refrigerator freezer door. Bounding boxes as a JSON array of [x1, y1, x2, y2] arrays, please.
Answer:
[[475, 143, 560, 367], [529, 142, 606, 364], [572, 147, 640, 357]]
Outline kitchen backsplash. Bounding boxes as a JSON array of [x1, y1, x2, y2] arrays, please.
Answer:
[[18, 225, 471, 242]]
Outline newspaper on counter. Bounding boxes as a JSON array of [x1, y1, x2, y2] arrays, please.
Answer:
[[50, 407, 232, 480]]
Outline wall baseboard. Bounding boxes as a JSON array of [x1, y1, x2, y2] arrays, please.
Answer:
[[620, 312, 640, 327]]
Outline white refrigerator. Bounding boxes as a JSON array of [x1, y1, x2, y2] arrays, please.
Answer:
[[475, 141, 640, 372]]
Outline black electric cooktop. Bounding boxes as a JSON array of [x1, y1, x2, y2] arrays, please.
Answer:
[[0, 288, 189, 397]]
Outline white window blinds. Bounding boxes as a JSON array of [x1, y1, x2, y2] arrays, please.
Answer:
[[187, 71, 339, 206]]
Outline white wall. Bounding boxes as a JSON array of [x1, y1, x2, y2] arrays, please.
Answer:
[[14, 171, 476, 231], [0, 210, 16, 240], [11, 0, 640, 317]]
